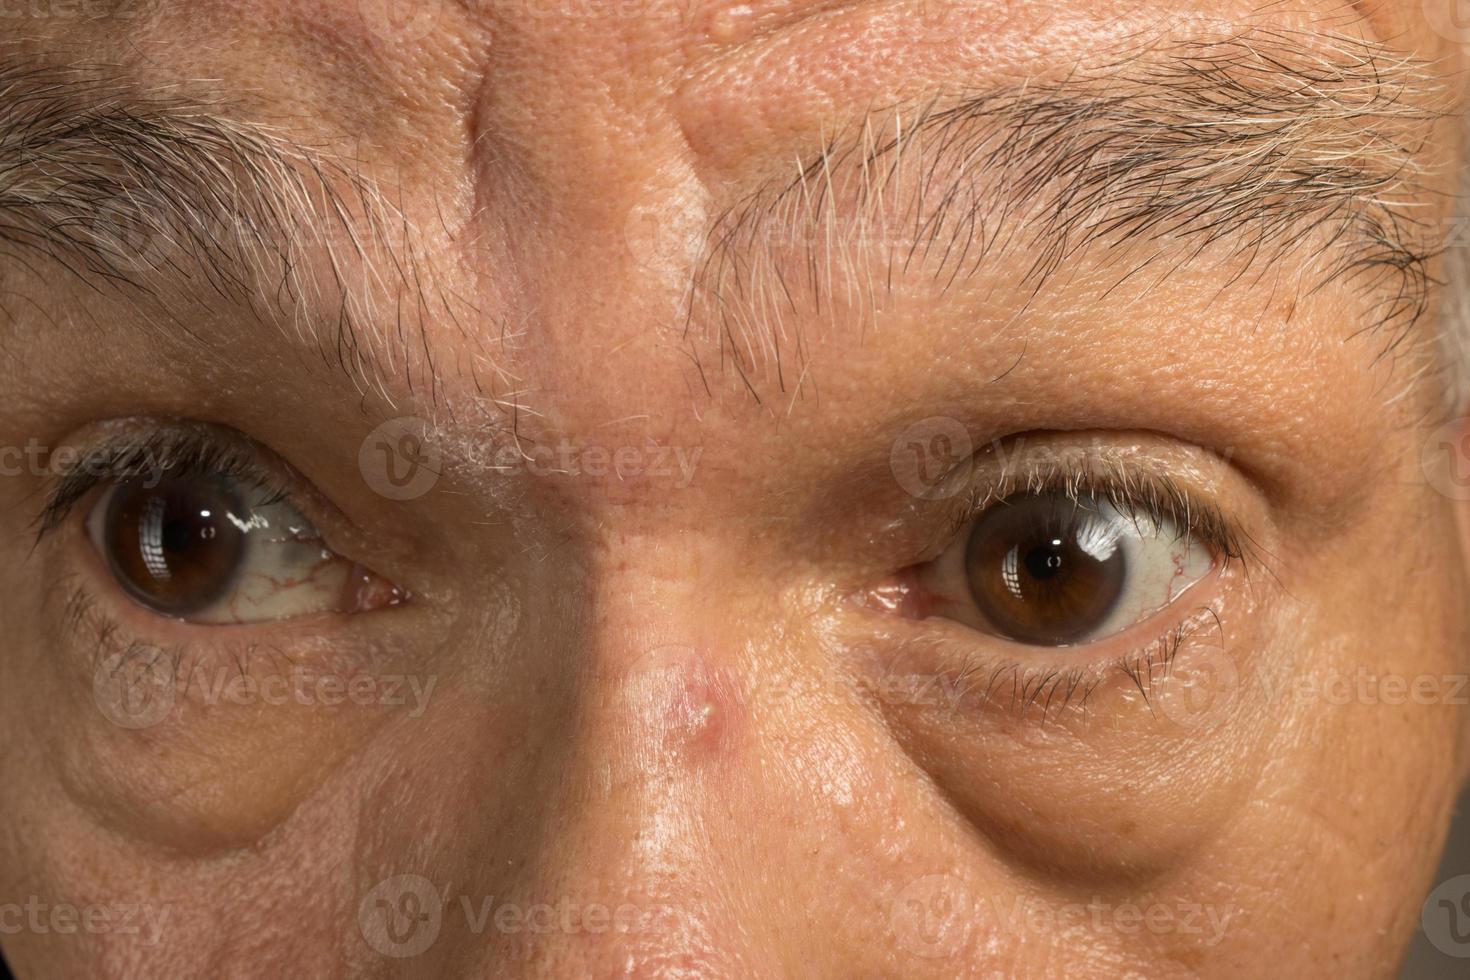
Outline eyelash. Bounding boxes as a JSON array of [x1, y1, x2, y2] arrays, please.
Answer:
[[33, 425, 293, 542], [939, 608, 1227, 724], [36, 426, 381, 683], [934, 455, 1249, 570]]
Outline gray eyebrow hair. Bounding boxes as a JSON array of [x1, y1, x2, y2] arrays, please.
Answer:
[[688, 29, 1451, 405], [0, 61, 465, 408]]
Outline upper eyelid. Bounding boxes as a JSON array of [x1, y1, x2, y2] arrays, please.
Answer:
[[32, 425, 294, 542], [932, 452, 1251, 570]]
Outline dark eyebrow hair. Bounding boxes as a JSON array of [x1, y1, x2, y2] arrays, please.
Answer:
[[688, 29, 1452, 401], [0, 60, 470, 406]]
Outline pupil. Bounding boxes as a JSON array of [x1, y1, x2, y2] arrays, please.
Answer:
[[161, 517, 195, 554], [1025, 543, 1065, 580]]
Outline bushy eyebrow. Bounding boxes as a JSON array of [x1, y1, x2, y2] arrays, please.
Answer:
[[0, 34, 1453, 419], [0, 60, 455, 405], [690, 29, 1451, 401]]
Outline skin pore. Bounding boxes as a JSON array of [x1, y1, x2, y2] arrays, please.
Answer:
[[0, 0, 1468, 977]]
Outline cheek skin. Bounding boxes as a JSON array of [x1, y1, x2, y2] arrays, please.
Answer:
[[52, 696, 369, 855], [850, 618, 1272, 886], [33, 595, 417, 855], [828, 422, 1469, 975], [1297, 492, 1466, 961], [1175, 476, 1469, 976], [1451, 416, 1470, 787]]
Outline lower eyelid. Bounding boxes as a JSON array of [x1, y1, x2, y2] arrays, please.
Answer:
[[37, 476, 422, 706], [47, 566, 414, 718], [842, 546, 1232, 716], [846, 597, 1230, 727], [36, 572, 429, 855]]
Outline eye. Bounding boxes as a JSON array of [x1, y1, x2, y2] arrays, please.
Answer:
[[917, 491, 1215, 646], [86, 472, 402, 625]]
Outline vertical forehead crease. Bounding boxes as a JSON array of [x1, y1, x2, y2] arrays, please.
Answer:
[[688, 30, 1450, 395], [0, 59, 452, 404]]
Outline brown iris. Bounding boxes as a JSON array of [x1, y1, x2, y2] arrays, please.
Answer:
[[964, 495, 1127, 645], [101, 476, 247, 617]]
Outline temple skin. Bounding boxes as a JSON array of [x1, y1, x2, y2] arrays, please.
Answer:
[[0, 0, 1467, 977]]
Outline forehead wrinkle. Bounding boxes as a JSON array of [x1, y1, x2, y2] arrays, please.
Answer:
[[682, 27, 1452, 407]]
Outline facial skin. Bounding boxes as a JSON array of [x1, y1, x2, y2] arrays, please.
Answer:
[[0, 0, 1467, 976]]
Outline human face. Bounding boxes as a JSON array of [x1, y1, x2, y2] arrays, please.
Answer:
[[0, 1, 1467, 977]]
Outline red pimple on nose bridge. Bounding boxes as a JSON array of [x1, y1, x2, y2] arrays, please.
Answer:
[[627, 644, 745, 763], [701, 4, 756, 44]]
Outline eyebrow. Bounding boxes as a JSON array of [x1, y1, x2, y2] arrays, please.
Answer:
[[0, 60, 463, 407], [688, 29, 1450, 400], [0, 33, 1452, 418]]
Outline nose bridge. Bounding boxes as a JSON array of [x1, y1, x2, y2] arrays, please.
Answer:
[[597, 639, 749, 780], [573, 534, 754, 791], [474, 544, 781, 978]]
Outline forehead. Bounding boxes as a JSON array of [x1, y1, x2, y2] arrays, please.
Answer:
[[0, 0, 1459, 482], [33, 0, 1416, 159], [18, 0, 1453, 235]]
